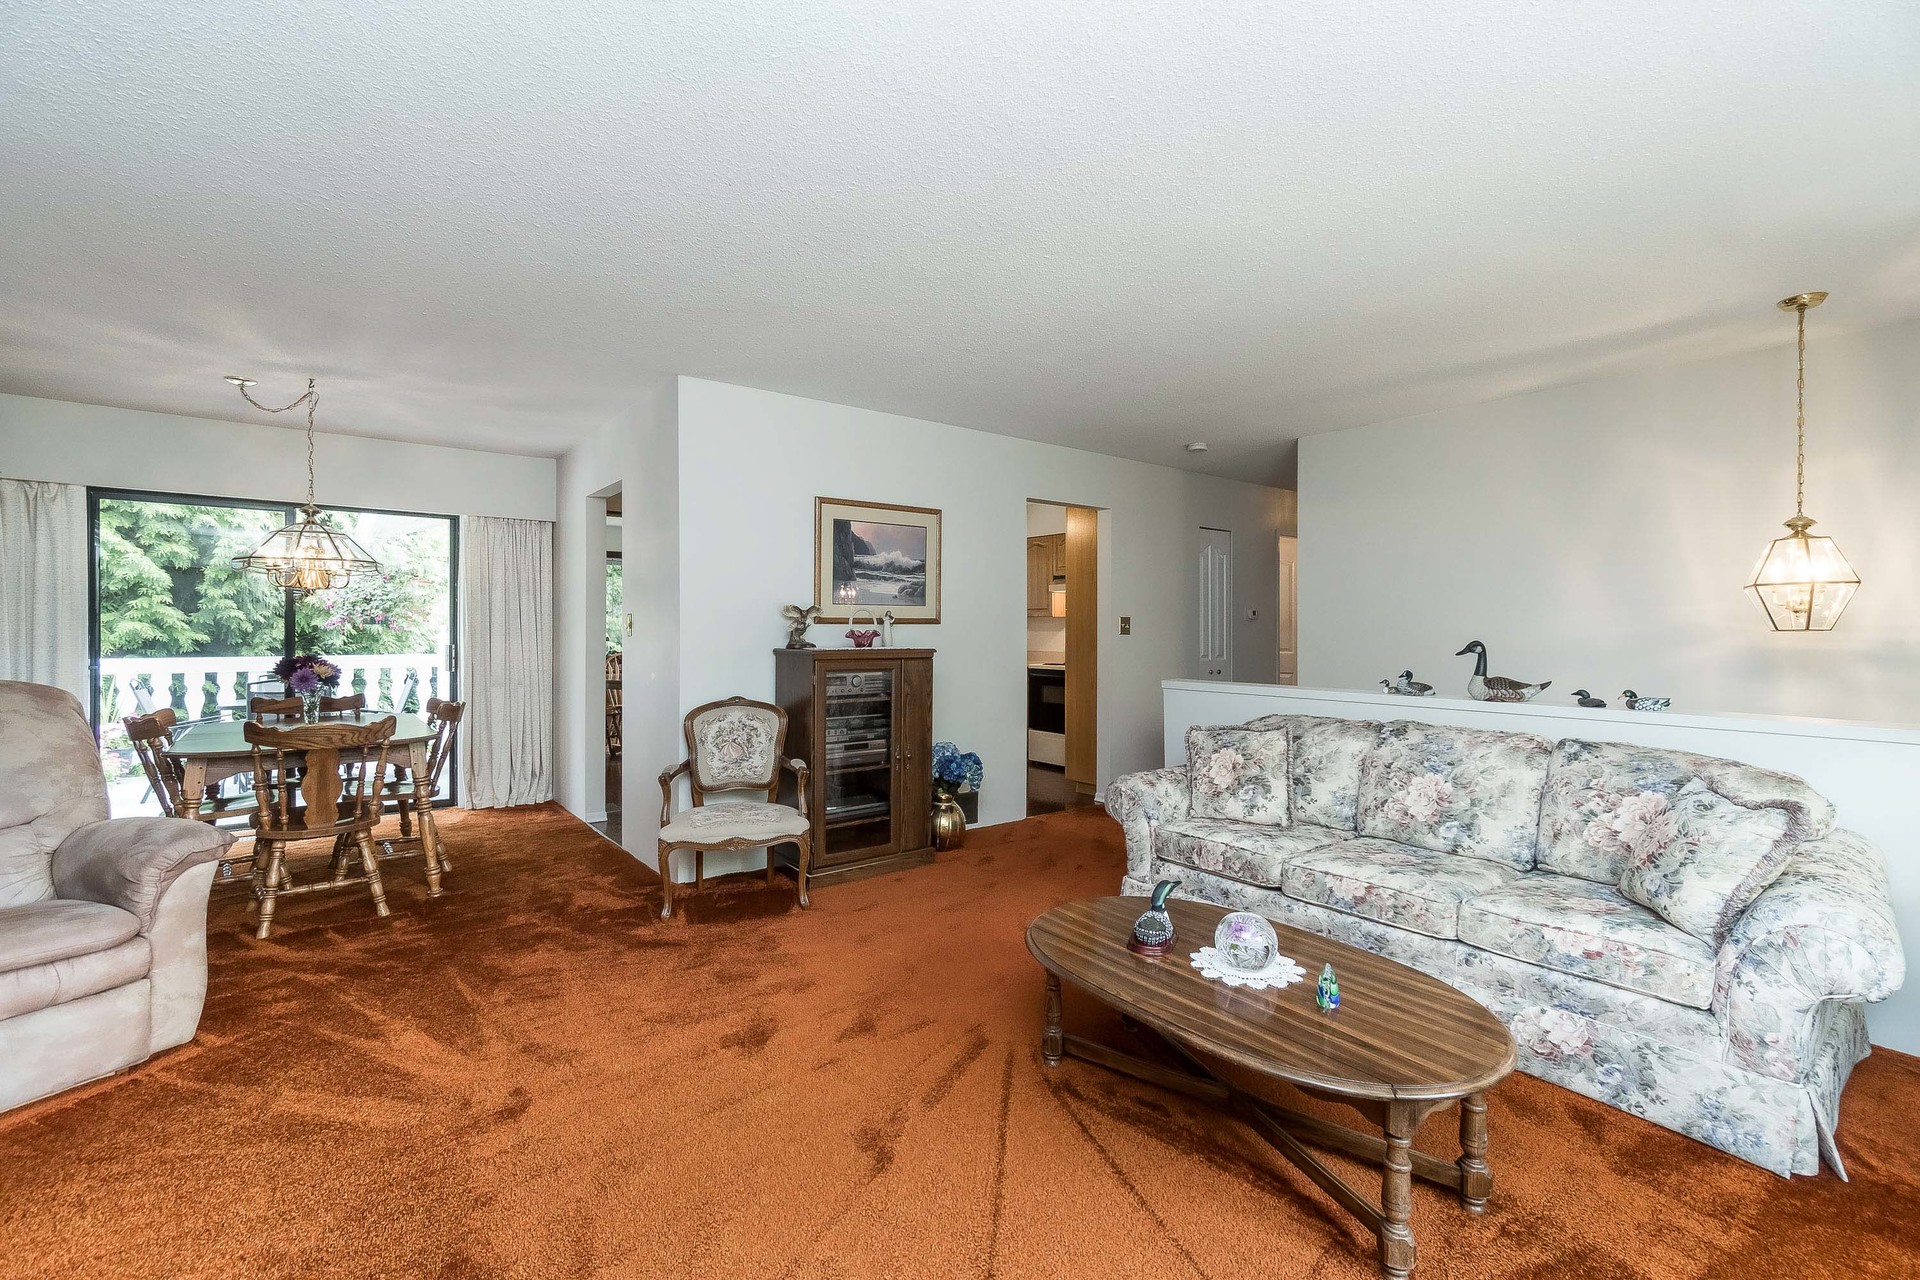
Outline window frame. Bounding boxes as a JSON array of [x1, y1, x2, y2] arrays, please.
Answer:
[[87, 485, 462, 805]]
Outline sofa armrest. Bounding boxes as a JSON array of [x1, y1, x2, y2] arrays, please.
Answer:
[[1104, 768, 1190, 889], [50, 817, 235, 935], [1713, 828, 1905, 1081]]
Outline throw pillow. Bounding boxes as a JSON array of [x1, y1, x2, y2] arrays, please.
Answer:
[[1185, 726, 1290, 826], [1617, 779, 1792, 944]]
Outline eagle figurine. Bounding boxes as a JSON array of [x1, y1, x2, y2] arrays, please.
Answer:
[[781, 603, 821, 649]]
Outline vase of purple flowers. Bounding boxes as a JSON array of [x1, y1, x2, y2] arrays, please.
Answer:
[[274, 654, 341, 723]]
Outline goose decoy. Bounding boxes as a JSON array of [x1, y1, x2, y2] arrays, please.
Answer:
[[1455, 641, 1552, 703], [1620, 690, 1672, 712], [1393, 670, 1434, 696], [1572, 689, 1608, 708]]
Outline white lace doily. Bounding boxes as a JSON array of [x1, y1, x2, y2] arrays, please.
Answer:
[[1188, 948, 1308, 990]]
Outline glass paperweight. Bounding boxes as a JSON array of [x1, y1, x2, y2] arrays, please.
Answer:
[[1213, 912, 1278, 971]]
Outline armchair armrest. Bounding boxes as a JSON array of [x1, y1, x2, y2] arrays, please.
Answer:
[[51, 817, 234, 935], [782, 756, 810, 819], [659, 760, 690, 827], [1713, 828, 1905, 1082], [1103, 767, 1191, 890]]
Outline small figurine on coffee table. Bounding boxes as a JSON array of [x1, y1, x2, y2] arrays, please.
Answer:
[[1316, 963, 1341, 1011], [1129, 880, 1179, 956]]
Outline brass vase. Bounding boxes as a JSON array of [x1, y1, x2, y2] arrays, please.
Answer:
[[932, 793, 967, 851]]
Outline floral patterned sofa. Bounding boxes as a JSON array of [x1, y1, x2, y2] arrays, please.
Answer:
[[1106, 714, 1905, 1177]]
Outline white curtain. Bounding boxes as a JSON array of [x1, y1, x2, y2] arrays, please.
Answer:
[[459, 514, 555, 808], [0, 478, 89, 705]]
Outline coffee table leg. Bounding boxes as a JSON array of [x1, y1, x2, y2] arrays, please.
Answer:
[[1381, 1101, 1417, 1279], [1457, 1092, 1491, 1213], [1042, 972, 1063, 1066]]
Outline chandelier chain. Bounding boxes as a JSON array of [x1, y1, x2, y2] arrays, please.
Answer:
[[235, 378, 320, 505], [1795, 305, 1806, 518]]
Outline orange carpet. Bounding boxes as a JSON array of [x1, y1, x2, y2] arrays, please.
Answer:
[[2, 804, 1917, 1279]]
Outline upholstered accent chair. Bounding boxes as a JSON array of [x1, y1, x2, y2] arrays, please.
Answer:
[[657, 697, 812, 918], [0, 681, 234, 1115]]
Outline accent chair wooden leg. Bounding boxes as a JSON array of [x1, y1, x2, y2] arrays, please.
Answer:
[[658, 844, 675, 918], [1381, 1101, 1418, 1280], [695, 851, 704, 889], [358, 831, 391, 919], [766, 847, 777, 887], [255, 842, 287, 940], [1458, 1092, 1492, 1213], [1043, 972, 1063, 1066], [795, 834, 811, 909]]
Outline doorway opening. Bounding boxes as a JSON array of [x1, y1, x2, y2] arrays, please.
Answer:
[[595, 489, 624, 842], [1025, 500, 1099, 816]]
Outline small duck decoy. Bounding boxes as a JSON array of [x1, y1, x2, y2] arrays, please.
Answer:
[[1455, 641, 1551, 703], [1620, 690, 1672, 712], [1572, 689, 1608, 708]]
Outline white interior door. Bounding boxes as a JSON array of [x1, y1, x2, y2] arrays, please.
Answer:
[[1195, 527, 1232, 680], [1276, 534, 1297, 685]]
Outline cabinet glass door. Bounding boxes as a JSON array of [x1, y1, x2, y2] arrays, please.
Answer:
[[822, 665, 896, 859]]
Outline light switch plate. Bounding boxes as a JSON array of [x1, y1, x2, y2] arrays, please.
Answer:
[[1118, 616, 1132, 635]]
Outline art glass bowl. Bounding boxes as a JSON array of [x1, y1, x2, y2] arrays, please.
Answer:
[[1214, 912, 1279, 970]]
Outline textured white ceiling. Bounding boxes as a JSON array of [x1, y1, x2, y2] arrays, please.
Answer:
[[3, 3, 1917, 481]]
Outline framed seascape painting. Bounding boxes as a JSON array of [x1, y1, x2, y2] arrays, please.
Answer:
[[814, 497, 942, 624]]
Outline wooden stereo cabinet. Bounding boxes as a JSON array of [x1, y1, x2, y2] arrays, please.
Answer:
[[774, 647, 934, 887]]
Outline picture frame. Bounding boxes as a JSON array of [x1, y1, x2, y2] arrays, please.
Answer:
[[813, 497, 942, 624]]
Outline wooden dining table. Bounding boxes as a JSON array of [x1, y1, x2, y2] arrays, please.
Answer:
[[164, 710, 446, 894]]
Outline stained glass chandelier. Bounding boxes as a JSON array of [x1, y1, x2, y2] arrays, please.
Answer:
[[225, 375, 381, 593], [1744, 293, 1859, 632]]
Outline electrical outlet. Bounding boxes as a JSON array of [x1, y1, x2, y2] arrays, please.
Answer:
[[1118, 616, 1132, 635]]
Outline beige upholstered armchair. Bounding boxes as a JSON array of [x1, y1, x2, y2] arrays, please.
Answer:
[[656, 697, 811, 918], [0, 681, 234, 1114]]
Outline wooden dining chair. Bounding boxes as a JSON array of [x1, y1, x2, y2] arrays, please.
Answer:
[[124, 709, 279, 888], [656, 697, 811, 918], [376, 697, 463, 882], [250, 692, 366, 720], [244, 716, 398, 939]]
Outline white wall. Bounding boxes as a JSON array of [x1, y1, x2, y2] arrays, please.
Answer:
[[1298, 317, 1920, 724], [553, 377, 677, 834], [0, 393, 555, 520], [673, 378, 1292, 852]]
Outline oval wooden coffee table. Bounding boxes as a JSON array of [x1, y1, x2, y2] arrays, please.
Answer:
[[1027, 896, 1516, 1280]]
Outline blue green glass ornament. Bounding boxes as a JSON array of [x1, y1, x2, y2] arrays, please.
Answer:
[[1315, 963, 1341, 1011]]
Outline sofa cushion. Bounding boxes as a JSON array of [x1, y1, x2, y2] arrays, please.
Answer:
[[1537, 738, 1834, 883], [0, 899, 142, 974], [1282, 837, 1521, 939], [1357, 722, 1552, 870], [1282, 716, 1382, 831], [1185, 726, 1290, 825], [1154, 818, 1351, 889], [1459, 876, 1717, 1008], [0, 936, 152, 1021], [1616, 780, 1792, 944]]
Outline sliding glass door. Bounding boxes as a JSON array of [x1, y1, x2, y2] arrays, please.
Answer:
[[90, 490, 457, 814]]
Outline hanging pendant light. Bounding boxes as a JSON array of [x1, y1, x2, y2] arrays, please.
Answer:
[[226, 375, 382, 593], [1744, 293, 1859, 631]]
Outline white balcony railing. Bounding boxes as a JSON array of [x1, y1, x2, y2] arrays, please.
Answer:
[[97, 652, 448, 725]]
